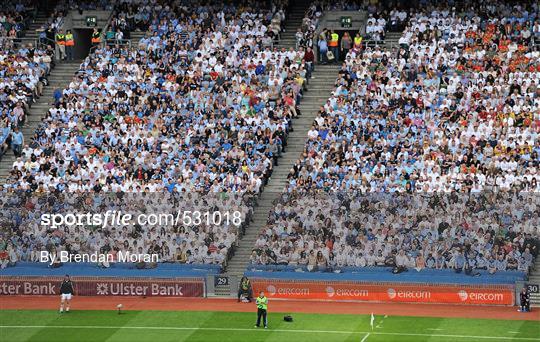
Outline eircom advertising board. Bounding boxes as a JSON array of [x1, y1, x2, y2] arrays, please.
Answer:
[[0, 276, 205, 297], [251, 279, 514, 305]]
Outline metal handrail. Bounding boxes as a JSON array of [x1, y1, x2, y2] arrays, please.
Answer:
[[362, 39, 385, 48], [36, 37, 57, 59], [37, 36, 56, 48], [89, 44, 99, 56], [0, 37, 38, 49], [104, 38, 131, 48], [99, 10, 116, 48]]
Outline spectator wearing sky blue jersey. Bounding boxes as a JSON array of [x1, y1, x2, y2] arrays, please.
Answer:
[[10, 126, 23, 157]]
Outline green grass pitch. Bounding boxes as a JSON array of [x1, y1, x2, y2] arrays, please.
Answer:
[[0, 310, 538, 341]]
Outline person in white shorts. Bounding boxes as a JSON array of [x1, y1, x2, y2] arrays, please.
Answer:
[[59, 275, 74, 313]]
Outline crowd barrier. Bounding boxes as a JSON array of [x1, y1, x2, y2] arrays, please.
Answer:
[[245, 267, 525, 285], [0, 262, 221, 278], [251, 278, 514, 305], [0, 276, 205, 297]]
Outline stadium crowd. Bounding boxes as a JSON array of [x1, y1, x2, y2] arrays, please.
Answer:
[[1, 43, 54, 158], [251, 1, 540, 273], [0, 0, 35, 39], [0, 0, 314, 267], [294, 1, 540, 193], [364, 13, 387, 43], [0, 192, 251, 268], [252, 191, 539, 274], [0, 0, 539, 273], [4, 0, 300, 193]]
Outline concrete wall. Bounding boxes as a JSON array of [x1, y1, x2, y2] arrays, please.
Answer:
[[68, 10, 111, 30], [316, 10, 367, 35]]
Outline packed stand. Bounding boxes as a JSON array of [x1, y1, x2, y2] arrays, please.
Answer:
[[0, 0, 36, 40], [387, 7, 408, 32], [0, 192, 251, 268], [5, 0, 298, 193], [0, 0, 314, 268], [250, 192, 539, 274], [364, 13, 387, 43], [251, 1, 540, 274], [0, 43, 53, 159]]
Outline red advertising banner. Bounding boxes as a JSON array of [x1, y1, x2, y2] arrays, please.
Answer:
[[0, 276, 205, 297], [251, 279, 514, 305]]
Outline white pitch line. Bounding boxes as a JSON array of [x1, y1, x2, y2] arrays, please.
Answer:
[[375, 315, 387, 329], [361, 332, 370, 342], [0, 325, 538, 340]]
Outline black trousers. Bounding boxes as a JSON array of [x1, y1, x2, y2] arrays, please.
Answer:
[[238, 288, 252, 301], [256, 308, 267, 327]]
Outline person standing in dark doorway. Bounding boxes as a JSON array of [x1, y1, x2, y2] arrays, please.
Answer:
[[65, 30, 75, 61], [254, 291, 268, 328], [91, 28, 101, 47], [341, 32, 352, 61]]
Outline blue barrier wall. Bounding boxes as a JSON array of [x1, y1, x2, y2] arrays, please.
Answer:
[[0, 262, 221, 278], [245, 266, 525, 285]]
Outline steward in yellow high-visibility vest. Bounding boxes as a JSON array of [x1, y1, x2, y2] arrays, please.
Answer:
[[329, 31, 339, 47], [55, 32, 65, 45], [65, 32, 74, 46], [255, 291, 268, 328], [65, 29, 74, 61], [354, 34, 363, 49], [55, 29, 66, 60]]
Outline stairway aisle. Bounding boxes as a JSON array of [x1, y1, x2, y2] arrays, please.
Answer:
[[0, 62, 82, 182], [128, 31, 146, 47], [527, 264, 540, 307], [218, 2, 341, 292], [276, 0, 310, 49], [221, 64, 339, 294], [383, 31, 402, 49], [23, 10, 50, 44]]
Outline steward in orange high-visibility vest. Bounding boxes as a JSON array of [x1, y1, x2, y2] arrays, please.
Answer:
[[91, 28, 101, 44], [328, 30, 339, 64]]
